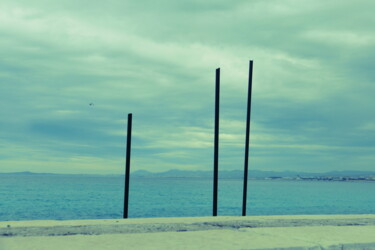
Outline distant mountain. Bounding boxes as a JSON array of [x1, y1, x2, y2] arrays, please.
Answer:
[[2, 169, 375, 179], [0, 171, 57, 175], [132, 169, 375, 179], [0, 172, 110, 177]]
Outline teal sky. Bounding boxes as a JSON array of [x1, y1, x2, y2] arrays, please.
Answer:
[[1, 0, 374, 174]]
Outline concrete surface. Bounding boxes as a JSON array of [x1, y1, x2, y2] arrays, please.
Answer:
[[1, 214, 375, 249]]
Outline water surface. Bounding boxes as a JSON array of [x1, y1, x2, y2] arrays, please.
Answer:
[[0, 174, 374, 221]]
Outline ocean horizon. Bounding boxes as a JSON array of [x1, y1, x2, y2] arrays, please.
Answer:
[[1, 173, 374, 221]]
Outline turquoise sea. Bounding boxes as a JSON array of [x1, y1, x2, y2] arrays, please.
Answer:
[[0, 174, 374, 221]]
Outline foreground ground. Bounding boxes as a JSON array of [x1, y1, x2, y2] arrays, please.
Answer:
[[1, 214, 375, 249]]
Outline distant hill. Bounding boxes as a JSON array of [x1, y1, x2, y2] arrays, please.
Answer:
[[131, 169, 375, 179], [2, 169, 375, 179], [0, 171, 57, 175]]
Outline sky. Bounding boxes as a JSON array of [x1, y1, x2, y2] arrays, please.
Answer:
[[0, 0, 374, 174]]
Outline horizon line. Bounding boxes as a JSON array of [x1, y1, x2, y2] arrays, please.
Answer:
[[1, 169, 375, 176]]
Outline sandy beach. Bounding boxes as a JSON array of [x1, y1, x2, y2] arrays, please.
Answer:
[[1, 214, 375, 250]]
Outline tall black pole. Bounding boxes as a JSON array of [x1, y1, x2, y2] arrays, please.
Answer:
[[123, 113, 132, 219], [213, 68, 220, 216], [242, 60, 253, 216]]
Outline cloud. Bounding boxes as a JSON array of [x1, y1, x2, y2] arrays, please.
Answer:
[[303, 30, 375, 47], [0, 0, 374, 174]]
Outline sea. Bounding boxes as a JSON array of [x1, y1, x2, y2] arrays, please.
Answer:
[[1, 174, 374, 221]]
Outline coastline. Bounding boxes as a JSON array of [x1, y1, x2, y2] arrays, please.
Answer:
[[1, 214, 375, 249]]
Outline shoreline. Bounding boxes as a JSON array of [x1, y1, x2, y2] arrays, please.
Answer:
[[1, 214, 375, 249], [2, 214, 375, 229]]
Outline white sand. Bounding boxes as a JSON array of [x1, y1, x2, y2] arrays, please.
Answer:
[[1, 214, 375, 250]]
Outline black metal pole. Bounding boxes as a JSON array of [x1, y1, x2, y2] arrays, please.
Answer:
[[242, 60, 253, 216], [213, 68, 220, 216], [123, 113, 132, 219]]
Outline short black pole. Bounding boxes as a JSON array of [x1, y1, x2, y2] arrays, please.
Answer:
[[213, 68, 220, 216], [242, 60, 253, 216], [123, 113, 132, 219]]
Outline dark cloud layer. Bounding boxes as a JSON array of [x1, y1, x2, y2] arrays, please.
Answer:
[[0, 0, 374, 173]]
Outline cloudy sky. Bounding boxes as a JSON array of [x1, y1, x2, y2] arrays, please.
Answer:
[[1, 0, 374, 174]]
